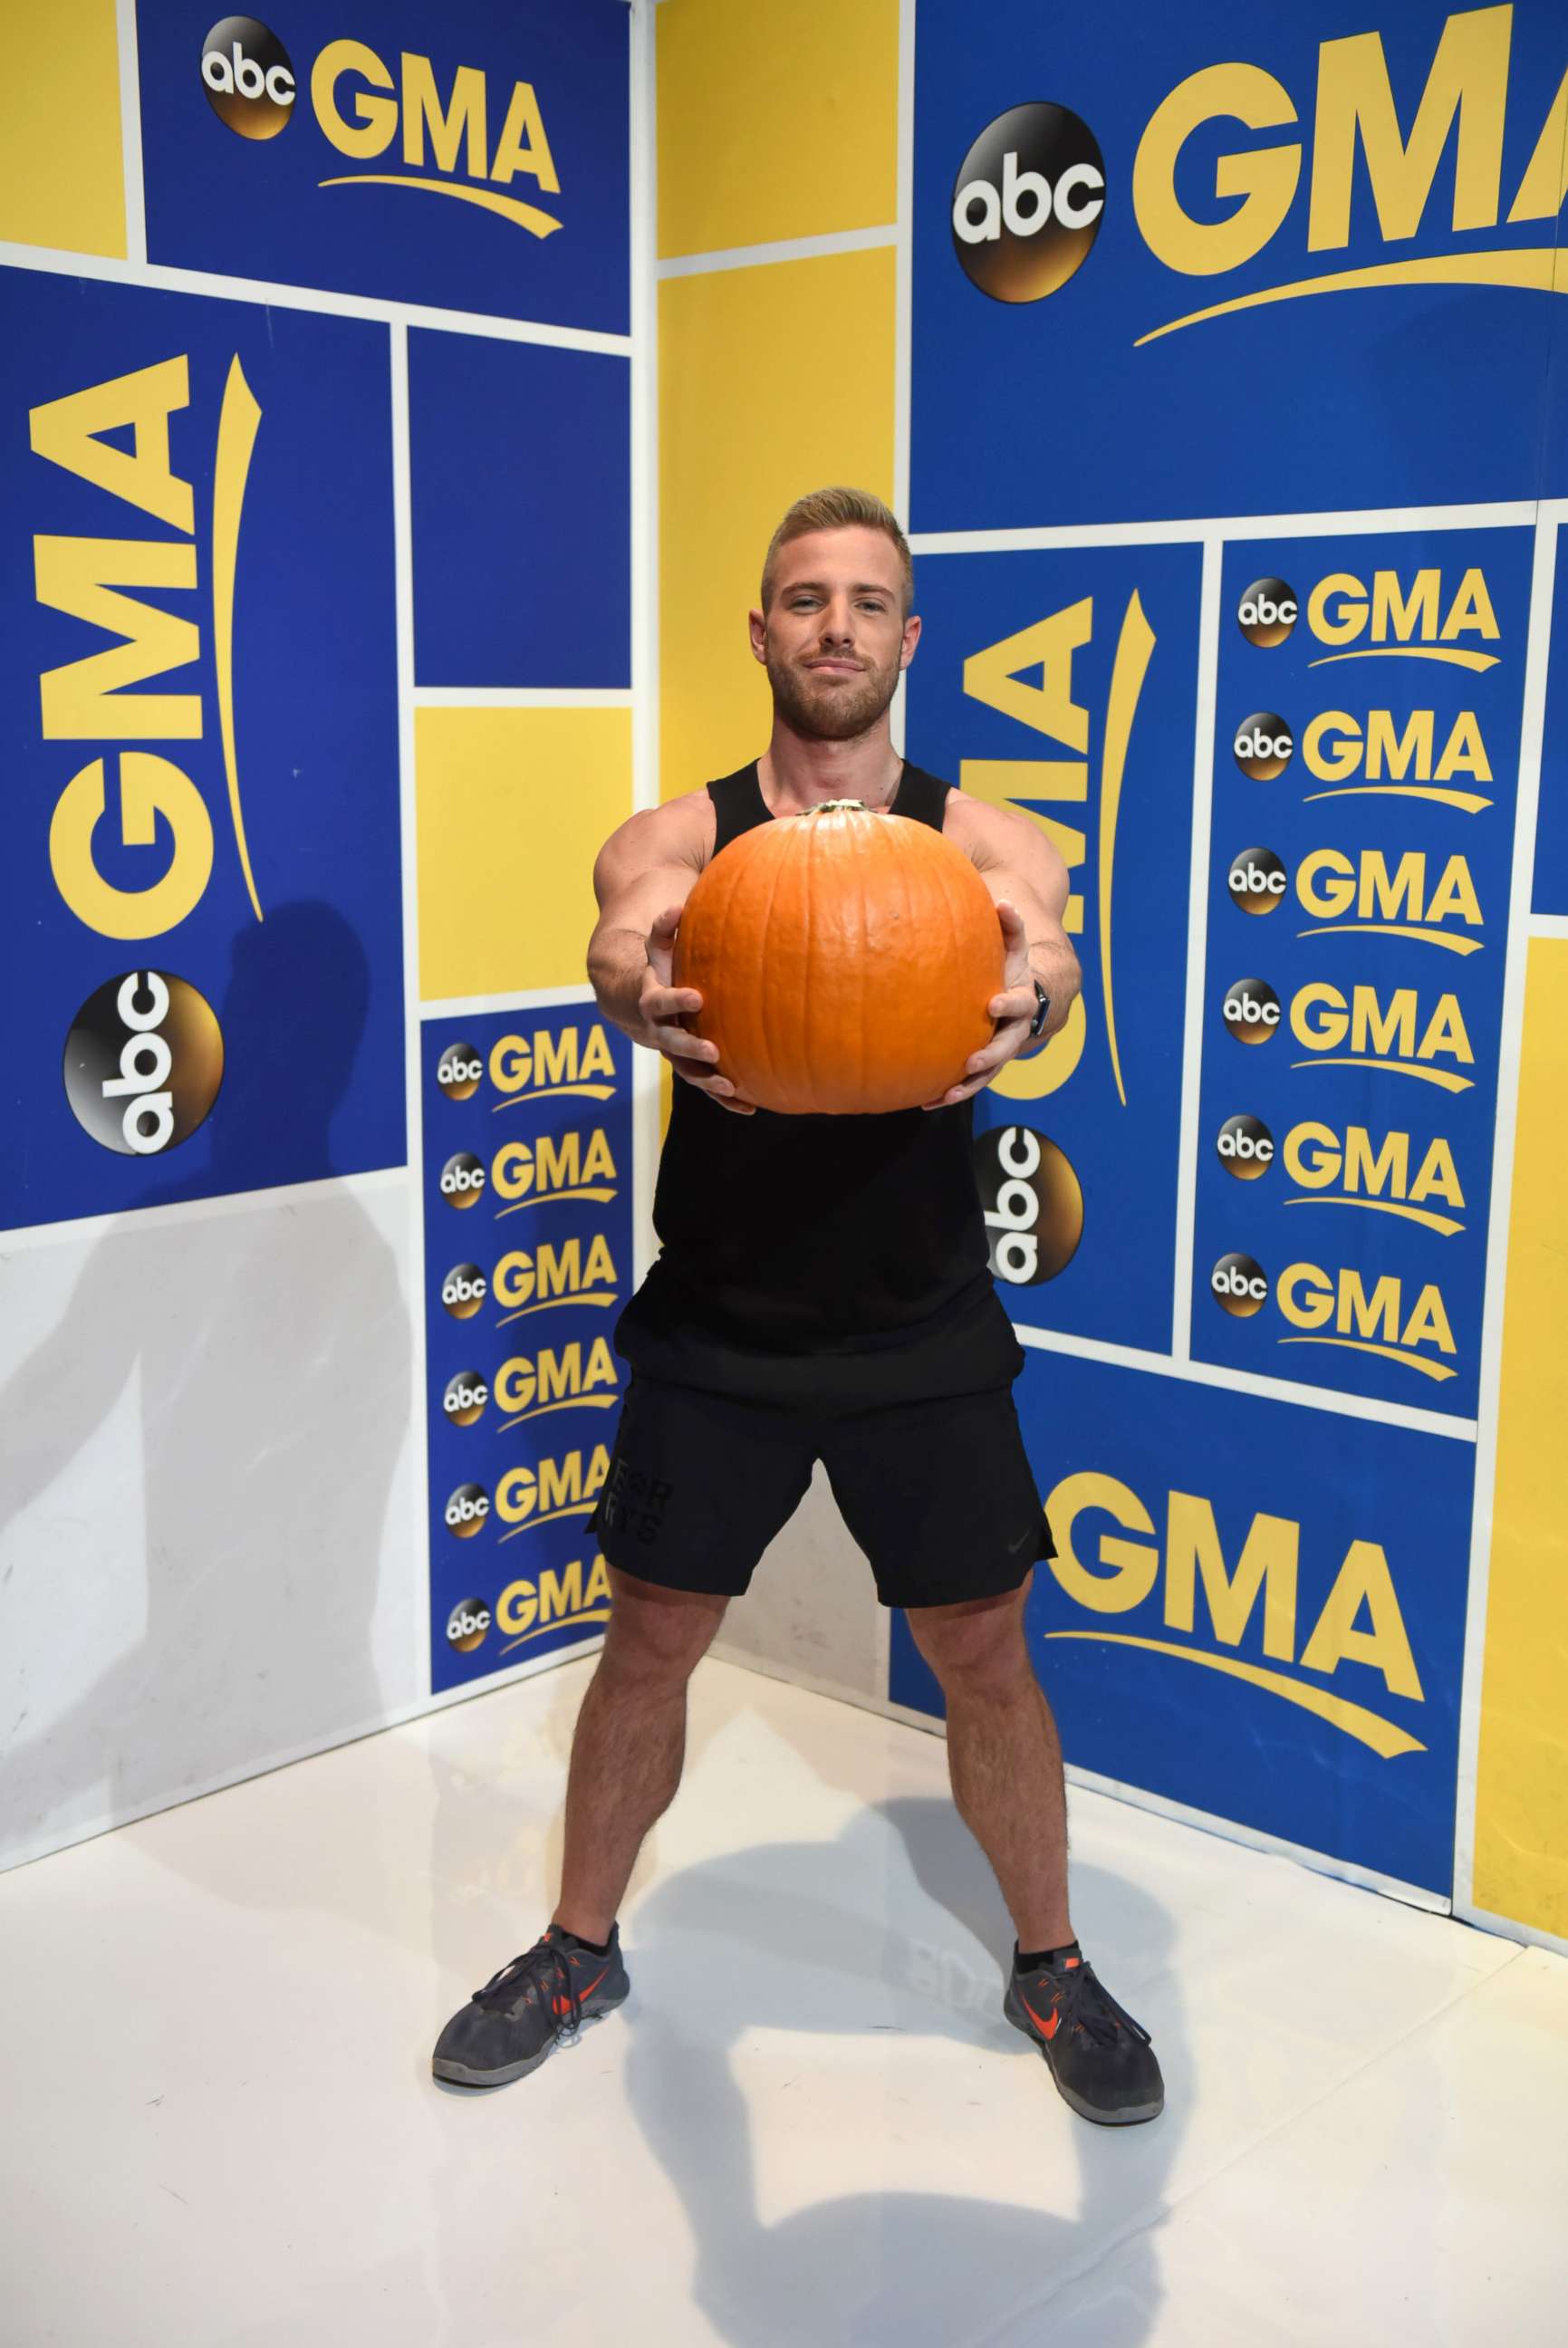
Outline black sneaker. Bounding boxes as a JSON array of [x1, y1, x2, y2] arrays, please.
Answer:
[[1003, 1943, 1163, 2125], [432, 1923, 630, 2087]]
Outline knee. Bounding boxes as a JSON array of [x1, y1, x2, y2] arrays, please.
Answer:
[[601, 1565, 728, 1689], [906, 1586, 1034, 1697]]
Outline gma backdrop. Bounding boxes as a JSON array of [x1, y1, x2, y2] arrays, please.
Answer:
[[0, 0, 637, 1869], [4, 0, 1565, 1958], [652, 0, 1568, 1945], [884, 0, 1567, 1920]]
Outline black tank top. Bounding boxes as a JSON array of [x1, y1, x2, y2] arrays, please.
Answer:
[[611, 759, 1024, 1410]]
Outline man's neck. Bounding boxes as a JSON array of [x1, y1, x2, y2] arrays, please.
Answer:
[[758, 718, 904, 815]]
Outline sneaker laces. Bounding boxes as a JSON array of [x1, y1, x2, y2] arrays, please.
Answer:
[[471, 1936, 585, 2044], [1049, 1960, 1152, 2050]]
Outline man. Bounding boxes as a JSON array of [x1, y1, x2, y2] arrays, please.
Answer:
[[432, 486, 1163, 2127]]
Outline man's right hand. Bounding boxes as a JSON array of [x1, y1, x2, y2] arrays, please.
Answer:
[[639, 905, 756, 1116]]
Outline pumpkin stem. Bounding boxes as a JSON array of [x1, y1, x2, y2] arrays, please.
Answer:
[[803, 798, 868, 814]]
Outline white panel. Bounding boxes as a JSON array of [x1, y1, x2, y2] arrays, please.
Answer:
[[710, 1461, 884, 1703], [0, 1181, 423, 1870]]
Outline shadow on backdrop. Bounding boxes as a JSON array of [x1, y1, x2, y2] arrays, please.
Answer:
[[0, 903, 410, 1868]]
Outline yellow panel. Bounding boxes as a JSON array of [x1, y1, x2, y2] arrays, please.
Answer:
[[415, 706, 631, 1001], [1474, 936, 1568, 1937], [0, 0, 125, 257], [659, 247, 895, 798], [657, 0, 898, 256]]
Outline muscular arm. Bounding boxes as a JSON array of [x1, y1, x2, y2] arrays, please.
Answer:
[[585, 796, 755, 1113], [910, 793, 1083, 1111], [958, 799, 1082, 1056], [585, 803, 703, 1041]]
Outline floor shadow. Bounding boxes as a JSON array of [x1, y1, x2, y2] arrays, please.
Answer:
[[426, 1653, 1183, 2348], [617, 1805, 1179, 2348]]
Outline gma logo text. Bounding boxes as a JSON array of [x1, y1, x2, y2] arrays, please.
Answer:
[[495, 1553, 612, 1654], [31, 354, 265, 942], [1294, 847, 1484, 953], [960, 587, 1156, 1105], [1300, 706, 1495, 813], [492, 1336, 620, 1430], [489, 1022, 617, 1104], [1289, 980, 1475, 1090], [1303, 568, 1499, 669], [311, 37, 559, 236], [495, 1444, 611, 1540], [1131, 5, 1568, 342], [1276, 1263, 1458, 1382], [1046, 1471, 1424, 1755], [1282, 1121, 1466, 1237], [492, 1233, 620, 1323], [491, 1128, 619, 1216]]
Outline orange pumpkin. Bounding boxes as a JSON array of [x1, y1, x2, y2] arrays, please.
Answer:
[[671, 798, 1005, 1114]]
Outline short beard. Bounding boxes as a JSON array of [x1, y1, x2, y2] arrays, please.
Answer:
[[765, 644, 900, 743]]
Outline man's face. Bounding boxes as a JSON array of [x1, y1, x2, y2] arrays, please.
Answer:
[[750, 526, 920, 742]]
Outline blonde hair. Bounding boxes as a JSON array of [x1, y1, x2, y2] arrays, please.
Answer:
[[760, 486, 913, 615]]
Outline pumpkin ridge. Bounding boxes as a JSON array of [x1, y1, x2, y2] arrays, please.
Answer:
[[852, 815, 869, 1107], [711, 834, 740, 1093], [756, 820, 791, 1110], [802, 804, 819, 1116], [936, 845, 970, 1080], [889, 813, 916, 1111]]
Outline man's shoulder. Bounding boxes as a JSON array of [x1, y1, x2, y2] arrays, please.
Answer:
[[940, 777, 1022, 848], [597, 785, 715, 875], [621, 762, 770, 865]]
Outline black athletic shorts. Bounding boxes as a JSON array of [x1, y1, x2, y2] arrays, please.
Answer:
[[585, 1371, 1056, 1612]]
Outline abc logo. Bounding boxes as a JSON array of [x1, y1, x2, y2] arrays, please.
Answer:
[[63, 969, 225, 1156], [1227, 847, 1287, 917], [1233, 712, 1294, 781], [437, 1039, 483, 1103], [1211, 1252, 1269, 1318], [973, 1121, 1083, 1284], [444, 1482, 491, 1538], [951, 102, 1105, 303], [200, 15, 296, 138], [441, 1262, 489, 1319], [1222, 977, 1281, 1045], [440, 1150, 486, 1208], [1236, 578, 1298, 649], [442, 1370, 489, 1429], [1216, 1113, 1275, 1180], [446, 1597, 491, 1654]]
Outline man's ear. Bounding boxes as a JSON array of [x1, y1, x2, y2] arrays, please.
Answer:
[[748, 605, 767, 664], [899, 611, 922, 670]]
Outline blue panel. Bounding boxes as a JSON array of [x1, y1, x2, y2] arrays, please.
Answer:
[[910, 0, 1562, 527], [409, 331, 630, 688], [421, 1006, 633, 1694], [1534, 529, 1568, 919], [138, 0, 630, 335], [1190, 528, 1532, 1417], [0, 266, 403, 1228], [890, 1350, 1473, 1894], [907, 542, 1201, 1352]]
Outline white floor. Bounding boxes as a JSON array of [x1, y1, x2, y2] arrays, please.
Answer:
[[3, 1655, 1565, 2348]]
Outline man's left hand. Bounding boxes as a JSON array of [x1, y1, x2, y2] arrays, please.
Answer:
[[920, 899, 1041, 1111]]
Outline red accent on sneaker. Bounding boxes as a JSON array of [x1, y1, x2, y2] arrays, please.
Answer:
[[1017, 1988, 1062, 2041], [553, 1966, 609, 2015]]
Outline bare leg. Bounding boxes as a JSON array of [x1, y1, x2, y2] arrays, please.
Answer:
[[939, 1647, 1074, 1953], [549, 1568, 726, 1943], [550, 1665, 689, 1942]]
